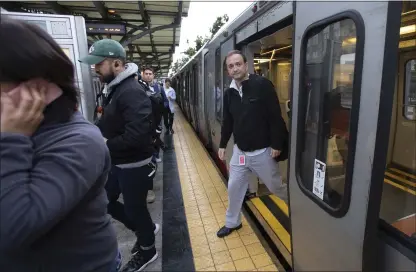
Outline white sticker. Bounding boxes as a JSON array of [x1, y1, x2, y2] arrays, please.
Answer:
[[313, 159, 326, 200]]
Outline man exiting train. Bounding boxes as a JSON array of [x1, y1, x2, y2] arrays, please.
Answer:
[[217, 50, 288, 238], [79, 39, 159, 272]]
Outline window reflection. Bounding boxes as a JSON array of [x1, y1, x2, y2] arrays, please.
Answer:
[[299, 19, 357, 209], [404, 60, 416, 120], [215, 49, 222, 122]]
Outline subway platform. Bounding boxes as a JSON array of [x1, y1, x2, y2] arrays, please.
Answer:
[[114, 106, 282, 271]]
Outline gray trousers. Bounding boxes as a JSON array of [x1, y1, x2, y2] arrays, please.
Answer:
[[225, 145, 288, 228]]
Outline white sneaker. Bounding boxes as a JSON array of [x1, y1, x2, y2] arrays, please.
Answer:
[[147, 190, 155, 203]]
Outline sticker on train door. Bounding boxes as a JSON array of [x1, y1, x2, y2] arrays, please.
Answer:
[[313, 159, 326, 200]]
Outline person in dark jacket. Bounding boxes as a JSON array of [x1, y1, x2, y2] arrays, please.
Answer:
[[79, 39, 159, 272], [0, 19, 119, 272], [217, 50, 288, 238]]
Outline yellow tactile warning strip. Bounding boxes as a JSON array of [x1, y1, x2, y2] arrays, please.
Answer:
[[385, 167, 416, 196], [172, 108, 279, 271], [250, 198, 291, 253]]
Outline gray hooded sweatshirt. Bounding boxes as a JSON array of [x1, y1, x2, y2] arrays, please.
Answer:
[[0, 109, 118, 271]]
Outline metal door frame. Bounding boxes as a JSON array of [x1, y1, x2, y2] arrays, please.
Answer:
[[289, 2, 401, 271]]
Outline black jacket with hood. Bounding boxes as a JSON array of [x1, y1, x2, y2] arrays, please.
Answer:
[[97, 63, 154, 165]]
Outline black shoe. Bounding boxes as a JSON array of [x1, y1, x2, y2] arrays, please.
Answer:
[[245, 192, 257, 200], [217, 224, 243, 238], [121, 248, 158, 272], [131, 240, 140, 255], [170, 128, 174, 134], [131, 224, 160, 255]]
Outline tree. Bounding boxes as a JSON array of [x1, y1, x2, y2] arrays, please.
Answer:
[[209, 14, 229, 38], [183, 47, 196, 58], [169, 14, 229, 75], [195, 35, 210, 51]]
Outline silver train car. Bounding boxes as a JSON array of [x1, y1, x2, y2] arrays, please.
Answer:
[[0, 10, 103, 123], [172, 1, 416, 271]]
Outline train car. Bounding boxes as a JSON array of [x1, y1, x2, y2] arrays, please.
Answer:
[[172, 1, 416, 271], [1, 10, 102, 123]]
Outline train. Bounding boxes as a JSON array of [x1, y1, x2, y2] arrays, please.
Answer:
[[171, 1, 416, 271]]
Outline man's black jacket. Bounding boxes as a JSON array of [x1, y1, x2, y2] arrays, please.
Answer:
[[98, 75, 154, 165], [220, 74, 288, 157]]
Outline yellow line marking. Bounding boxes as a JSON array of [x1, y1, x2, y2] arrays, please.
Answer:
[[269, 195, 289, 217], [384, 178, 416, 196], [389, 168, 416, 181], [385, 172, 416, 188], [251, 198, 292, 252], [172, 106, 277, 270]]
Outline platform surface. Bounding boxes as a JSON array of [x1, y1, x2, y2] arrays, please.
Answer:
[[114, 105, 280, 271]]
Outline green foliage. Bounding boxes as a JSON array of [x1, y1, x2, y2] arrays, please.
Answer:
[[170, 14, 229, 76], [209, 14, 229, 38]]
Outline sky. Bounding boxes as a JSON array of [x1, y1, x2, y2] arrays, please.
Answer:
[[171, 1, 254, 65]]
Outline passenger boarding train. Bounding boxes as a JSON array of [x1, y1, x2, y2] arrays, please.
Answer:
[[171, 1, 416, 271]]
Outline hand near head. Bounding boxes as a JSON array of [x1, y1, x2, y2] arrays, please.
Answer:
[[1, 84, 46, 136]]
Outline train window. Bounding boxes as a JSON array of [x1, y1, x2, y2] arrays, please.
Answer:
[[297, 18, 359, 212], [215, 48, 222, 122], [404, 60, 416, 120]]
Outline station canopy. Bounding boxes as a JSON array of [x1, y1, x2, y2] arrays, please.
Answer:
[[0, 1, 190, 76]]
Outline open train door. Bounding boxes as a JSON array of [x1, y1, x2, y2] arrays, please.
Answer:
[[289, 1, 401, 271]]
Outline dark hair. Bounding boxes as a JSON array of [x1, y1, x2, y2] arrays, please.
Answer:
[[143, 67, 154, 73], [225, 50, 247, 63], [165, 78, 171, 83], [0, 18, 78, 122]]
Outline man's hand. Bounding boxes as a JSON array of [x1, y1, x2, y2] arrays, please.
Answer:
[[1, 84, 46, 136], [218, 148, 225, 160], [271, 148, 281, 158]]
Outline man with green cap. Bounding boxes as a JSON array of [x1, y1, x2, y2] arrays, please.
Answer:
[[79, 39, 159, 272]]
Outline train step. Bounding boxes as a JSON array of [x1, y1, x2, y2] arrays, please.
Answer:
[[246, 194, 292, 267]]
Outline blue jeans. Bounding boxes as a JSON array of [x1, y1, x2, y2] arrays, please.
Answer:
[[110, 250, 122, 272], [105, 164, 156, 247]]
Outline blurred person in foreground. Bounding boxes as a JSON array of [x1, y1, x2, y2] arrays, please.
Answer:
[[0, 18, 120, 272]]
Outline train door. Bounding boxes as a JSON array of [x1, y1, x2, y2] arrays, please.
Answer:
[[189, 68, 196, 128], [377, 4, 416, 271], [290, 1, 400, 270], [193, 63, 200, 133], [203, 51, 213, 147], [218, 38, 235, 161], [392, 52, 416, 170]]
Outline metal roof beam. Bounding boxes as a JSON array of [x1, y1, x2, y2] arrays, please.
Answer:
[[46, 1, 71, 14], [170, 1, 183, 66], [87, 17, 145, 23], [121, 23, 177, 46], [138, 1, 149, 27], [16, 3, 188, 17], [92, 1, 108, 19], [137, 2, 158, 63], [130, 43, 175, 47], [119, 24, 147, 44]]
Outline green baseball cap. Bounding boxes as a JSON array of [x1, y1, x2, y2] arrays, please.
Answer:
[[79, 39, 126, 65]]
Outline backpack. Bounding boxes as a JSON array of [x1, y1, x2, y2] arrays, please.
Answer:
[[138, 79, 164, 132]]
